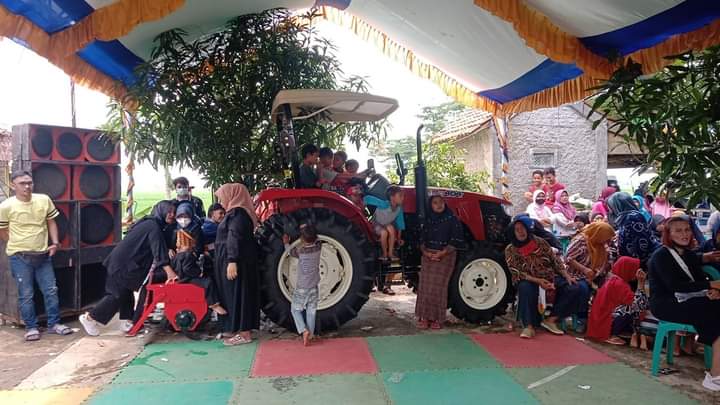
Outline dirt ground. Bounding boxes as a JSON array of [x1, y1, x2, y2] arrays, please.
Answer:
[[1, 284, 717, 404]]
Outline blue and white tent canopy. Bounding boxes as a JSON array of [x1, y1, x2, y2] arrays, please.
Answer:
[[1, 0, 718, 114]]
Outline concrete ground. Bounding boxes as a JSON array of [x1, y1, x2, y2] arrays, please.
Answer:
[[0, 285, 716, 404]]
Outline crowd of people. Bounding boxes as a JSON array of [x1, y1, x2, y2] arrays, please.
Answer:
[[513, 167, 720, 391]]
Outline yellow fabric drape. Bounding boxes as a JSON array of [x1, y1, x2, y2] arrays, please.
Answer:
[[0, 0, 184, 102], [473, 0, 616, 78]]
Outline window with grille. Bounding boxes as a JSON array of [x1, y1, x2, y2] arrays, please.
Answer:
[[530, 150, 557, 169]]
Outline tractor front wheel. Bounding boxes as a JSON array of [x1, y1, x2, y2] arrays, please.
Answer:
[[448, 246, 512, 323]]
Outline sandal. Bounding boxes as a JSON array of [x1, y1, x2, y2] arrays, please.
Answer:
[[25, 328, 40, 342], [604, 336, 626, 346], [382, 287, 395, 296], [48, 323, 73, 336], [430, 321, 442, 330], [223, 334, 252, 346], [416, 319, 429, 329]]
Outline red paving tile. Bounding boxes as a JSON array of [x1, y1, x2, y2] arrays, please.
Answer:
[[470, 332, 616, 368], [251, 337, 378, 377]]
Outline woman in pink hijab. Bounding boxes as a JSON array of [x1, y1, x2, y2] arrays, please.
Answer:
[[650, 191, 672, 218], [591, 187, 616, 219], [552, 189, 577, 253], [214, 183, 260, 345]]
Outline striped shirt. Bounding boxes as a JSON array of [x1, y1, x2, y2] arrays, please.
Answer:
[[285, 241, 322, 289], [0, 194, 59, 255]]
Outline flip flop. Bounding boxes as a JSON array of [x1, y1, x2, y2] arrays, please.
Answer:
[[48, 324, 73, 336], [604, 337, 626, 346], [25, 328, 40, 341], [223, 335, 252, 346]]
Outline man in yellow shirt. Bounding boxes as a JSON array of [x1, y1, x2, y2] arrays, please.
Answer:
[[0, 171, 73, 341]]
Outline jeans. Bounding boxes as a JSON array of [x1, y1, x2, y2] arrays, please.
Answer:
[[9, 255, 60, 330], [290, 287, 318, 335]]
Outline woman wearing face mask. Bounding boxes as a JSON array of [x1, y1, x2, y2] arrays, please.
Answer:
[[648, 215, 720, 391], [526, 190, 553, 232], [79, 201, 179, 336], [172, 202, 205, 258]]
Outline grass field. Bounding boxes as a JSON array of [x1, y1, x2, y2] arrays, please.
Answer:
[[123, 190, 214, 219]]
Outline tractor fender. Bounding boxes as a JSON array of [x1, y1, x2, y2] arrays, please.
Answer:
[[255, 188, 375, 240]]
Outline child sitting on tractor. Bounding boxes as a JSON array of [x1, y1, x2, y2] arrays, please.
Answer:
[[298, 144, 321, 189], [317, 147, 339, 190], [364, 186, 405, 262], [283, 224, 322, 346]]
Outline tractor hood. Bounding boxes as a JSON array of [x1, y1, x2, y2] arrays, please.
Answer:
[[271, 89, 399, 123]]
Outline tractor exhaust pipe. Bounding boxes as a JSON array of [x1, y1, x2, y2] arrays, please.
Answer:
[[414, 124, 427, 226]]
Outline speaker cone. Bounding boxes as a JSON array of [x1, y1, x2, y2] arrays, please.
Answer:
[[57, 132, 82, 160], [79, 166, 111, 199], [81, 204, 114, 245], [31, 127, 53, 158], [33, 164, 67, 199], [86, 134, 115, 162]]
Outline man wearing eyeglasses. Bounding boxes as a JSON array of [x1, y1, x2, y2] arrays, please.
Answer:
[[0, 170, 73, 341]]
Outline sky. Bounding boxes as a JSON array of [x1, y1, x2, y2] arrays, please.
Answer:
[[0, 19, 643, 193]]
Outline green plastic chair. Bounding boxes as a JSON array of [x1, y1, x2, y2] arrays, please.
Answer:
[[650, 265, 719, 376]]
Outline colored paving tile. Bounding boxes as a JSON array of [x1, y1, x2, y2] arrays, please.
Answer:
[[471, 333, 615, 368], [251, 337, 377, 377], [234, 374, 388, 404], [88, 381, 234, 405], [381, 368, 537, 405], [507, 363, 698, 405], [0, 387, 94, 405], [367, 333, 499, 372], [113, 340, 256, 384]]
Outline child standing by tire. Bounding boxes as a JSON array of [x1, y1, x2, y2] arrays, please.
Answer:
[[283, 224, 322, 346]]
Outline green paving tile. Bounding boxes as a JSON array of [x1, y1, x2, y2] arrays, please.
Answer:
[[233, 374, 389, 405], [367, 333, 499, 372], [113, 340, 257, 384], [508, 363, 698, 405], [89, 381, 234, 405], [381, 368, 537, 405]]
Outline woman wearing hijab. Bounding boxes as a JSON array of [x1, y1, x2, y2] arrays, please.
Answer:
[[565, 222, 616, 286], [701, 220, 720, 272], [650, 191, 673, 218], [415, 195, 465, 329], [586, 257, 649, 347], [648, 215, 720, 391], [172, 201, 205, 257], [591, 187, 617, 220], [551, 189, 578, 253], [505, 216, 583, 338], [608, 192, 661, 267], [79, 201, 179, 336], [632, 195, 652, 223], [526, 190, 553, 231], [214, 183, 260, 346]]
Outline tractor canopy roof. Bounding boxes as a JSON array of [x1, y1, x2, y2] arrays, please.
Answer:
[[271, 89, 399, 123]]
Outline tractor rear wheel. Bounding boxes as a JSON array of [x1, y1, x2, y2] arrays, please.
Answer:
[[448, 246, 513, 323], [257, 208, 376, 332]]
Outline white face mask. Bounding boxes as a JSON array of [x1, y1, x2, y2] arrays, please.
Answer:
[[176, 187, 189, 197], [177, 218, 191, 228]]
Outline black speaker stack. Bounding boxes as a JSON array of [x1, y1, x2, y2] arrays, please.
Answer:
[[0, 124, 121, 323]]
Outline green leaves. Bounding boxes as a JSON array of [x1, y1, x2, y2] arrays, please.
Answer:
[[107, 8, 386, 191], [590, 45, 720, 208]]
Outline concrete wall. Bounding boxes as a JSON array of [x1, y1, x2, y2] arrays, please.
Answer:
[[507, 103, 607, 215], [451, 125, 502, 196]]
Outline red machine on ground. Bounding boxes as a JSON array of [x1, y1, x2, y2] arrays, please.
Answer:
[[127, 282, 207, 337], [254, 90, 513, 332]]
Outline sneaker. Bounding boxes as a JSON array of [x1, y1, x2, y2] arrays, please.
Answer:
[[119, 320, 134, 333], [541, 321, 565, 335], [520, 328, 534, 339], [702, 372, 720, 392], [79, 313, 100, 337]]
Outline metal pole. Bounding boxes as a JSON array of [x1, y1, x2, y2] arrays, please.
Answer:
[[70, 79, 77, 128]]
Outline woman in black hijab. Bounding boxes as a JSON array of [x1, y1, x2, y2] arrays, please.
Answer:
[[415, 195, 465, 329], [79, 201, 179, 336]]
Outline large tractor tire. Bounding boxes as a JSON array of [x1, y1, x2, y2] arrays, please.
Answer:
[[448, 245, 513, 323], [257, 208, 376, 332]]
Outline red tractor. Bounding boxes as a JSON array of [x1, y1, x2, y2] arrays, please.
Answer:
[[254, 90, 513, 332]]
